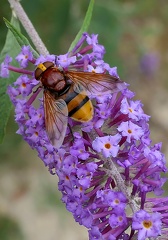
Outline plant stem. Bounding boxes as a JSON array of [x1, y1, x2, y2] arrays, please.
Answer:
[[107, 159, 140, 213], [8, 0, 49, 56]]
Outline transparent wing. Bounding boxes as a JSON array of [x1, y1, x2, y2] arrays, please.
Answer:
[[43, 90, 68, 148], [65, 71, 125, 95]]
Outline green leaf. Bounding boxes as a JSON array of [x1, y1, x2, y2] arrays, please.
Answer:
[[0, 15, 39, 144], [68, 0, 95, 52], [3, 17, 39, 58], [0, 15, 21, 143]]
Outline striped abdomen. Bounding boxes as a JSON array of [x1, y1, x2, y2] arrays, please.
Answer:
[[64, 88, 93, 122]]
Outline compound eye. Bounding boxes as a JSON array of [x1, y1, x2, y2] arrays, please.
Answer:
[[34, 61, 54, 80], [43, 61, 54, 69], [34, 67, 43, 80]]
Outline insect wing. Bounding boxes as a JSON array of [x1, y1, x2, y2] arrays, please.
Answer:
[[43, 90, 68, 148], [65, 71, 125, 95]]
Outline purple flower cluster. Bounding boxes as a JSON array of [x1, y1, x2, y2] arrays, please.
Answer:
[[1, 33, 168, 240]]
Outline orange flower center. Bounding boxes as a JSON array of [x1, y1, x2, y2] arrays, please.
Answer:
[[22, 83, 26, 88], [118, 216, 123, 221], [114, 199, 120, 204], [128, 129, 132, 134], [65, 175, 69, 180], [105, 143, 111, 149], [143, 220, 152, 229]]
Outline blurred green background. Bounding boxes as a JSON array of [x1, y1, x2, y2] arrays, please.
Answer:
[[1, 0, 168, 239]]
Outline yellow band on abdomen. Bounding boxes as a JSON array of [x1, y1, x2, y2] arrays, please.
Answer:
[[70, 99, 93, 122]]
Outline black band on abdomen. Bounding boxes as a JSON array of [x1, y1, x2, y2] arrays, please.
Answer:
[[68, 96, 89, 117]]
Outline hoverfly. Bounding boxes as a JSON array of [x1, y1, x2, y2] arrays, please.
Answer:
[[34, 61, 124, 148]]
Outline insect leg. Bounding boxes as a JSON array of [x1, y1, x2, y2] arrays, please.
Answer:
[[33, 85, 42, 93]]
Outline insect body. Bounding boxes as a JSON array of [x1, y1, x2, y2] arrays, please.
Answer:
[[35, 61, 124, 148]]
